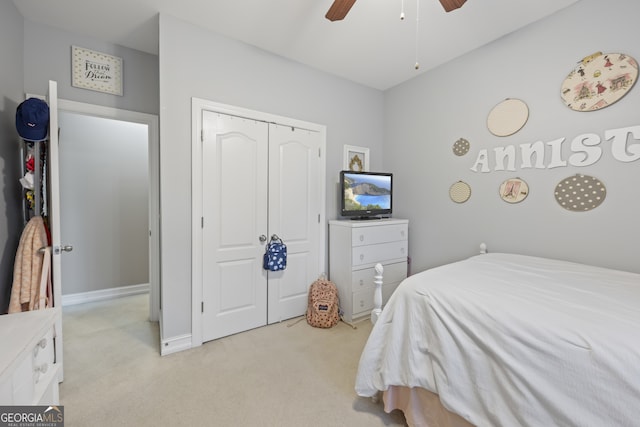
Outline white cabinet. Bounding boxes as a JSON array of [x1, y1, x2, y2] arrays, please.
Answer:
[[0, 308, 61, 405], [329, 219, 408, 322]]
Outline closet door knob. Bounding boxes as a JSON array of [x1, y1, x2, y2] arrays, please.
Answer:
[[55, 245, 73, 254]]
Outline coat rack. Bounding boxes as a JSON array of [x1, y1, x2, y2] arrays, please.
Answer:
[[20, 139, 48, 224]]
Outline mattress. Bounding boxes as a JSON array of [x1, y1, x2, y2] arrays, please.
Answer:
[[355, 253, 640, 427]]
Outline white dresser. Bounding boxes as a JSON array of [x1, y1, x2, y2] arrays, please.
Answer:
[[0, 308, 61, 405], [329, 218, 408, 322]]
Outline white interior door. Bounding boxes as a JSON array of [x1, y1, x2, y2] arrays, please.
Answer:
[[45, 80, 65, 380], [267, 124, 322, 323], [201, 111, 269, 342]]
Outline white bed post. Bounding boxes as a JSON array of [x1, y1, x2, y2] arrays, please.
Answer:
[[371, 263, 384, 324]]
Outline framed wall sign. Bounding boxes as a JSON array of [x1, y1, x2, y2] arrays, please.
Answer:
[[71, 46, 123, 96], [343, 145, 370, 171]]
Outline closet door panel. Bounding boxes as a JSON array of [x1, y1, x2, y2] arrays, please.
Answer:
[[201, 112, 268, 342], [267, 124, 322, 324]]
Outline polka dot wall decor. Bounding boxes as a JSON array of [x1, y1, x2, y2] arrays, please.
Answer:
[[453, 138, 470, 156], [449, 181, 471, 203], [554, 174, 606, 212]]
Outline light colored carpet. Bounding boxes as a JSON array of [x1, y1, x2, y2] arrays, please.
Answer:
[[60, 294, 406, 426]]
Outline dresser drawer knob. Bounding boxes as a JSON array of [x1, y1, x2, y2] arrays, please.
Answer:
[[359, 279, 364, 286], [33, 338, 47, 357], [359, 235, 364, 242], [359, 254, 364, 261], [34, 363, 48, 376]]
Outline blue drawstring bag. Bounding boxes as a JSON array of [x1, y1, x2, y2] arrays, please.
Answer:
[[263, 235, 287, 271]]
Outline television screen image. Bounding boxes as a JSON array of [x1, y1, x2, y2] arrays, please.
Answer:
[[341, 171, 392, 218]]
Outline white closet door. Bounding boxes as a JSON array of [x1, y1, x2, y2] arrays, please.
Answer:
[[45, 80, 64, 381], [267, 124, 322, 324], [201, 111, 268, 342]]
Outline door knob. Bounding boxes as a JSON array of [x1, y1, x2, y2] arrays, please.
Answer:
[[54, 245, 73, 254], [259, 235, 267, 243]]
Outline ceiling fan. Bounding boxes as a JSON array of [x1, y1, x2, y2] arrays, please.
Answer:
[[325, 0, 468, 21]]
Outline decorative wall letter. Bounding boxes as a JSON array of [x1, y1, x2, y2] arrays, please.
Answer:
[[605, 125, 640, 162], [569, 133, 602, 167]]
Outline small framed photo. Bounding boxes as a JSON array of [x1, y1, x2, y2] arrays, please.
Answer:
[[343, 145, 370, 172], [71, 46, 123, 96]]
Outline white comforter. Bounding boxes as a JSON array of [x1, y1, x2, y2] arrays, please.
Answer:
[[355, 253, 640, 427]]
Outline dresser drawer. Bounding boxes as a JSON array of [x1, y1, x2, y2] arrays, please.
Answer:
[[11, 354, 35, 404], [352, 282, 403, 319], [0, 375, 11, 403], [352, 262, 407, 292], [0, 309, 60, 406], [352, 223, 407, 247], [352, 288, 375, 315], [33, 327, 55, 386], [352, 241, 407, 267]]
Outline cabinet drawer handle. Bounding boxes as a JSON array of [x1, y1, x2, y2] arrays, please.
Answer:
[[33, 338, 47, 357], [34, 363, 48, 382], [359, 279, 364, 286], [359, 300, 365, 308], [359, 254, 364, 261]]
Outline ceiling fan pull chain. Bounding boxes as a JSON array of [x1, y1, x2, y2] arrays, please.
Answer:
[[400, 0, 405, 20], [414, 0, 420, 70]]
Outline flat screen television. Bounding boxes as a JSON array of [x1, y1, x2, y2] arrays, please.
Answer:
[[340, 170, 392, 219]]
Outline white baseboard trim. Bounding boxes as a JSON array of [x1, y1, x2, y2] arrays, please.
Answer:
[[62, 283, 149, 307], [161, 334, 192, 356]]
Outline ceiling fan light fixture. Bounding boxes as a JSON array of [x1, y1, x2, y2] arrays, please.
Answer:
[[325, 0, 357, 21], [439, 0, 467, 12]]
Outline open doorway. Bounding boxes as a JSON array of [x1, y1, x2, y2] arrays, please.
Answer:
[[56, 100, 159, 331]]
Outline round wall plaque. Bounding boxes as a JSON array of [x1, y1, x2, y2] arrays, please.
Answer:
[[499, 178, 529, 204], [449, 181, 471, 203], [560, 52, 638, 111], [554, 174, 606, 212], [452, 138, 470, 156], [487, 98, 529, 137]]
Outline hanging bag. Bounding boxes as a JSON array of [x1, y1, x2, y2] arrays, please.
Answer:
[[263, 234, 287, 271]]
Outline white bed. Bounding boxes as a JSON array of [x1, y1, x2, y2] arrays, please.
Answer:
[[355, 252, 640, 427]]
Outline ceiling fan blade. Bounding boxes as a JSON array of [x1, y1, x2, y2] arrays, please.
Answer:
[[325, 0, 357, 21], [439, 0, 467, 12]]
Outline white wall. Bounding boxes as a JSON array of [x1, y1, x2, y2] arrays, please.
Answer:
[[158, 14, 385, 339], [0, 1, 25, 314], [58, 112, 149, 295], [22, 20, 159, 116], [384, 0, 640, 274], [0, 1, 24, 314]]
